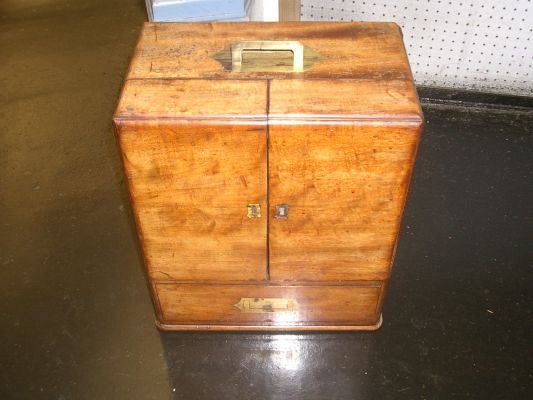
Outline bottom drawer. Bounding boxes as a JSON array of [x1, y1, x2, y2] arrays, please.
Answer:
[[153, 283, 385, 331]]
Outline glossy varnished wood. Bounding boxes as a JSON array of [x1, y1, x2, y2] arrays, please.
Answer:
[[268, 123, 422, 282], [154, 283, 384, 327], [155, 318, 382, 331], [115, 79, 268, 121], [115, 120, 268, 281], [269, 79, 422, 121], [127, 22, 413, 81], [114, 22, 423, 330]]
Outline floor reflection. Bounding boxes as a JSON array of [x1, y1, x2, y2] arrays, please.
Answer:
[[268, 335, 303, 372], [160, 331, 376, 399]]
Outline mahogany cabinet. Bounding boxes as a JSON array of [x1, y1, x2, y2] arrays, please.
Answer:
[[114, 22, 423, 330]]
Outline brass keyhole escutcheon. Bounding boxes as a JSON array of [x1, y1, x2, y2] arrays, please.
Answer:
[[275, 204, 289, 219], [247, 204, 261, 218]]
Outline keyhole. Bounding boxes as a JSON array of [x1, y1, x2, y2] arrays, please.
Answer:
[[275, 204, 289, 219]]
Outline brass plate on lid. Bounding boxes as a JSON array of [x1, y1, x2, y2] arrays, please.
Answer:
[[213, 41, 325, 73]]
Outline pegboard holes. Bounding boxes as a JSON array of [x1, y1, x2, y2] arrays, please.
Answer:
[[300, 0, 533, 96]]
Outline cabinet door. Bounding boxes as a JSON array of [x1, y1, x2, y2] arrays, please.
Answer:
[[117, 120, 267, 281], [268, 123, 421, 282]]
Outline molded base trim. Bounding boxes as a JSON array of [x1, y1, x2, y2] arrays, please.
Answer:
[[155, 314, 383, 331]]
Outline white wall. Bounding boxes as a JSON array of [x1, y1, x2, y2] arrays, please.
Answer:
[[246, 0, 279, 21], [301, 0, 533, 96]]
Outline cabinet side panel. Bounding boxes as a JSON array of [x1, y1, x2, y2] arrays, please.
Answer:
[[116, 120, 268, 281], [268, 123, 422, 282]]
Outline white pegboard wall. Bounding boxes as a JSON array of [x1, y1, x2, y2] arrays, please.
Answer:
[[301, 0, 533, 97]]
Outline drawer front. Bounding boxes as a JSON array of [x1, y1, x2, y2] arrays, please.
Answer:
[[155, 283, 384, 328]]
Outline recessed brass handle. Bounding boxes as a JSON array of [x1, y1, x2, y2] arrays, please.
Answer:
[[231, 40, 304, 72]]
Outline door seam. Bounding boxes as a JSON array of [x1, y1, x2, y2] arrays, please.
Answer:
[[266, 79, 271, 281]]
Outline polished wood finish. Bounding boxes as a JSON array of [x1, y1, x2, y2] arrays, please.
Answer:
[[114, 22, 423, 330], [115, 79, 268, 121], [126, 22, 413, 81], [155, 283, 383, 327], [269, 123, 421, 282], [156, 316, 382, 331], [116, 119, 268, 281], [269, 79, 422, 121]]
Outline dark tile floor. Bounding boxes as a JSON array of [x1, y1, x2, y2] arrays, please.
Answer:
[[1, 1, 531, 399]]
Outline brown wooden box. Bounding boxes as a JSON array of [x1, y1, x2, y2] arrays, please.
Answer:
[[114, 22, 423, 330]]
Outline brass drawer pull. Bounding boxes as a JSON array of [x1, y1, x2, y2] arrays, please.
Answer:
[[234, 297, 298, 313]]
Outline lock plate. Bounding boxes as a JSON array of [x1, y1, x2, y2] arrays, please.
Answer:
[[275, 204, 289, 219], [247, 204, 261, 218]]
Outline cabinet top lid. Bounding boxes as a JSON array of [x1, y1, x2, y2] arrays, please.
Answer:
[[116, 22, 423, 122], [127, 22, 414, 81]]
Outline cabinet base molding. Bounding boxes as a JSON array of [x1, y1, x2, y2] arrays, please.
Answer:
[[155, 314, 382, 331]]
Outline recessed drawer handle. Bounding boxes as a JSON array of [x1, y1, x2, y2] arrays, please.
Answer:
[[234, 297, 298, 313]]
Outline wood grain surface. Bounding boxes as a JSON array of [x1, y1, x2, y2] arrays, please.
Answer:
[[279, 0, 301, 22], [268, 123, 422, 282], [155, 283, 383, 327], [114, 21, 423, 330], [127, 22, 413, 81], [116, 120, 268, 281], [269, 79, 423, 121], [115, 79, 268, 121]]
